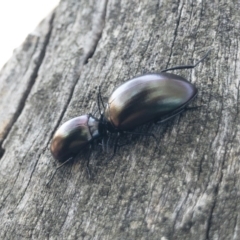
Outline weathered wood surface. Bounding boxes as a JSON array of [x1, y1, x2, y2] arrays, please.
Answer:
[[0, 0, 240, 239]]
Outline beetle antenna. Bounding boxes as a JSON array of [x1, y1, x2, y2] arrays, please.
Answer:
[[161, 49, 211, 72], [85, 144, 93, 178], [46, 157, 73, 187], [103, 133, 120, 165]]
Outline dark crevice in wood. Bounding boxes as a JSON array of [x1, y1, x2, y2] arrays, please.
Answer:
[[205, 186, 218, 240], [0, 147, 5, 159], [0, 14, 56, 210], [47, 1, 109, 149], [206, 137, 229, 239], [83, 0, 108, 64], [0, 12, 55, 160], [45, 1, 109, 160], [210, 145, 236, 237]]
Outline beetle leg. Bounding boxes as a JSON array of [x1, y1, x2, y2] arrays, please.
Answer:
[[106, 135, 112, 153], [101, 136, 107, 152], [113, 133, 120, 156], [86, 144, 94, 178], [155, 108, 185, 124], [123, 131, 159, 151], [156, 105, 202, 125], [103, 133, 121, 164], [161, 49, 211, 72], [46, 157, 73, 187], [185, 105, 202, 111]]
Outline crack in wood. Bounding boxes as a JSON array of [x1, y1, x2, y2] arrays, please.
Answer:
[[83, 0, 108, 65], [0, 12, 55, 160], [47, 0, 109, 145]]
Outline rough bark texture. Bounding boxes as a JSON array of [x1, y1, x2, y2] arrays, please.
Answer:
[[0, 0, 240, 239]]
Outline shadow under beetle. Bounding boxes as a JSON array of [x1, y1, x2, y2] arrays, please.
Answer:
[[50, 50, 211, 177]]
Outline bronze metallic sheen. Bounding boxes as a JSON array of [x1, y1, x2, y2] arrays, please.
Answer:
[[50, 115, 99, 162], [104, 73, 197, 130]]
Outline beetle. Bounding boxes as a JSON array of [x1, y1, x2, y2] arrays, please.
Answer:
[[50, 115, 100, 162], [103, 72, 197, 131], [50, 50, 210, 171]]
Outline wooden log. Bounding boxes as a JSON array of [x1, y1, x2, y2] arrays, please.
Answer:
[[0, 1, 239, 239]]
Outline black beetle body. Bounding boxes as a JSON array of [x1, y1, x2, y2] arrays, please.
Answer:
[[51, 73, 196, 162], [50, 115, 100, 162], [104, 72, 197, 131], [50, 51, 210, 164]]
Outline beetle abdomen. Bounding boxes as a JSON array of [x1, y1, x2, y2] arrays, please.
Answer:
[[104, 73, 197, 130]]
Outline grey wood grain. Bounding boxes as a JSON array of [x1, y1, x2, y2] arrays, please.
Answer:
[[0, 0, 239, 239]]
